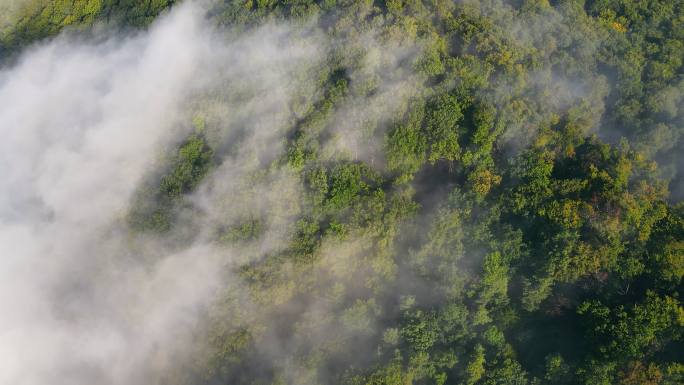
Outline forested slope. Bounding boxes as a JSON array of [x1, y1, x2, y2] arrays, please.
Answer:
[[1, 0, 682, 384]]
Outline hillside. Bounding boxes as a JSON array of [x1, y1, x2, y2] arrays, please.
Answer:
[[0, 1, 682, 384]]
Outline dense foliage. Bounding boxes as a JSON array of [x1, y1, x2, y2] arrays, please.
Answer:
[[3, 0, 682, 384]]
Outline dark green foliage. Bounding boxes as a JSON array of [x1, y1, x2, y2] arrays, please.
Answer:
[[578, 292, 683, 360], [424, 93, 464, 163], [198, 0, 684, 381], [327, 163, 366, 209], [386, 101, 427, 180], [129, 133, 213, 232], [160, 134, 214, 198]]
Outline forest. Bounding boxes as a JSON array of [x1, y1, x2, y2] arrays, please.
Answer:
[[0, 0, 682, 384]]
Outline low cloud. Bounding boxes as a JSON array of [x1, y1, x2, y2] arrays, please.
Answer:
[[0, 3, 323, 384], [0, 1, 433, 383]]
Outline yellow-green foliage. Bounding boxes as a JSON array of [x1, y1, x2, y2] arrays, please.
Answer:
[[1, 0, 175, 50], [1, 0, 103, 46]]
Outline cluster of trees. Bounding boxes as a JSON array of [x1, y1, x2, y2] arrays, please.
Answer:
[[3, 0, 681, 384], [0, 0, 175, 56]]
